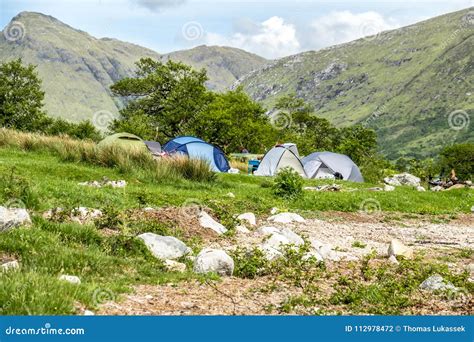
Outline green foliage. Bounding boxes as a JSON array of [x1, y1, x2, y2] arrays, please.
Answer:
[[231, 247, 270, 279], [193, 88, 277, 153], [273, 167, 304, 199], [336, 125, 377, 166], [438, 143, 474, 180], [0, 59, 46, 130], [0, 168, 39, 209], [110, 58, 212, 141]]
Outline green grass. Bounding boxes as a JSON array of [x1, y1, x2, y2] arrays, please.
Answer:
[[0, 136, 472, 314]]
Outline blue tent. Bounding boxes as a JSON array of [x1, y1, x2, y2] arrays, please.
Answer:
[[162, 136, 230, 172]]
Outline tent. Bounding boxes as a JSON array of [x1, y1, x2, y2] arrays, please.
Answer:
[[144, 141, 162, 156], [254, 143, 307, 177], [162, 136, 230, 172], [98, 132, 148, 152], [302, 151, 364, 182]]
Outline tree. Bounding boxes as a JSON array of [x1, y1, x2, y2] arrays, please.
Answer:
[[0, 59, 46, 130], [110, 58, 213, 141], [438, 143, 474, 180], [192, 88, 277, 153], [336, 125, 378, 165]]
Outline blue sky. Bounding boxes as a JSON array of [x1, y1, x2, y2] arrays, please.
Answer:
[[1, 0, 472, 58]]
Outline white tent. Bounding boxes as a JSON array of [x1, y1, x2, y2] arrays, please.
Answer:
[[254, 144, 307, 177], [302, 151, 364, 182]]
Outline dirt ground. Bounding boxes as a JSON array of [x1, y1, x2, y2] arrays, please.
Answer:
[[97, 212, 474, 316]]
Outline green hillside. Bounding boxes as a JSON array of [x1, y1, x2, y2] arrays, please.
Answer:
[[237, 8, 474, 159], [0, 12, 267, 123]]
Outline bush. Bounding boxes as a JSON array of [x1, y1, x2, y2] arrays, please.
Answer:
[[0, 168, 39, 209], [273, 167, 304, 199], [231, 247, 270, 279]]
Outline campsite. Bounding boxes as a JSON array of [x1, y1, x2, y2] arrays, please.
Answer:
[[0, 4, 473, 319]]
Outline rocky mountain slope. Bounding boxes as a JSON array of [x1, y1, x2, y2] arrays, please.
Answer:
[[237, 8, 473, 158], [0, 12, 267, 123]]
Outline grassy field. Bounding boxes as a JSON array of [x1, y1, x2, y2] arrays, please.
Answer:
[[0, 131, 472, 315]]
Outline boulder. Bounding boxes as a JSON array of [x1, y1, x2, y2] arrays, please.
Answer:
[[388, 255, 399, 265], [445, 184, 466, 191], [416, 185, 426, 192], [387, 239, 413, 259], [237, 212, 256, 226], [384, 184, 395, 192], [0, 206, 31, 232], [137, 233, 191, 260], [83, 310, 95, 316], [431, 185, 443, 192], [259, 244, 283, 261], [58, 275, 81, 284], [70, 207, 102, 224], [278, 227, 304, 245], [193, 249, 234, 276], [164, 259, 187, 273], [257, 226, 280, 236], [263, 233, 291, 250], [268, 212, 305, 224], [199, 212, 227, 235], [384, 173, 420, 187], [419, 274, 458, 292], [1, 260, 19, 271]]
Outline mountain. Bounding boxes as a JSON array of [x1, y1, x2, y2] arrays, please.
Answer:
[[236, 8, 474, 159], [0, 12, 267, 123]]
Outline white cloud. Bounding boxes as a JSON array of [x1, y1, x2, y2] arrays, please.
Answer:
[[204, 16, 300, 59], [305, 11, 400, 50]]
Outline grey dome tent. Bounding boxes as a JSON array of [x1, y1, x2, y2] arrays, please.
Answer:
[[302, 151, 363, 182], [144, 141, 162, 156], [254, 143, 307, 177]]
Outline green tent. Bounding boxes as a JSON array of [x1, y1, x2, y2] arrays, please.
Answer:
[[97, 132, 148, 152]]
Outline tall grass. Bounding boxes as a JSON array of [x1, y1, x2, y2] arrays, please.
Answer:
[[0, 128, 216, 182]]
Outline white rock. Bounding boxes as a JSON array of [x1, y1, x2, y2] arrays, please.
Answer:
[[309, 238, 325, 250], [199, 212, 227, 235], [387, 239, 413, 259], [257, 226, 281, 236], [268, 212, 305, 224], [83, 310, 95, 316], [278, 227, 304, 245], [235, 225, 250, 234], [107, 180, 127, 188], [388, 255, 399, 265], [420, 274, 458, 292], [137, 233, 191, 260], [263, 233, 291, 250], [318, 244, 340, 261], [384, 173, 420, 187], [227, 168, 240, 174], [143, 207, 155, 212], [384, 184, 395, 192], [226, 192, 235, 198], [71, 207, 102, 223], [59, 275, 81, 284], [431, 186, 443, 192], [465, 264, 474, 273], [193, 249, 234, 276], [270, 207, 279, 215], [416, 185, 426, 192], [0, 206, 31, 232], [303, 250, 324, 262], [1, 260, 19, 271], [237, 212, 256, 226], [164, 259, 187, 273], [259, 245, 283, 261]]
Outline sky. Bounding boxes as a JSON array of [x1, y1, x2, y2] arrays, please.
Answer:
[[1, 0, 472, 59]]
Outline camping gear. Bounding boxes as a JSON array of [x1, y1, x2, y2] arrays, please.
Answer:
[[162, 136, 230, 173], [144, 141, 162, 156], [97, 132, 148, 152], [248, 160, 261, 174], [254, 143, 307, 177], [302, 151, 363, 182]]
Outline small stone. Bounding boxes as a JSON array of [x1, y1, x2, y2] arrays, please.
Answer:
[[226, 192, 235, 198], [237, 212, 256, 226], [0, 206, 31, 232], [137, 233, 192, 260], [384, 184, 395, 192], [193, 249, 234, 276], [420, 274, 458, 292], [235, 225, 250, 234], [199, 212, 227, 235], [164, 259, 187, 273], [270, 207, 279, 215], [83, 310, 95, 316], [431, 185, 443, 192], [387, 239, 413, 259], [465, 264, 474, 273], [1, 260, 19, 271], [107, 180, 126, 188], [388, 255, 399, 265], [59, 275, 81, 284], [416, 185, 426, 192], [268, 212, 305, 224]]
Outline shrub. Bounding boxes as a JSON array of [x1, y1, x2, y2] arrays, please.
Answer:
[[0, 168, 39, 209], [272, 167, 304, 199], [231, 247, 270, 279]]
